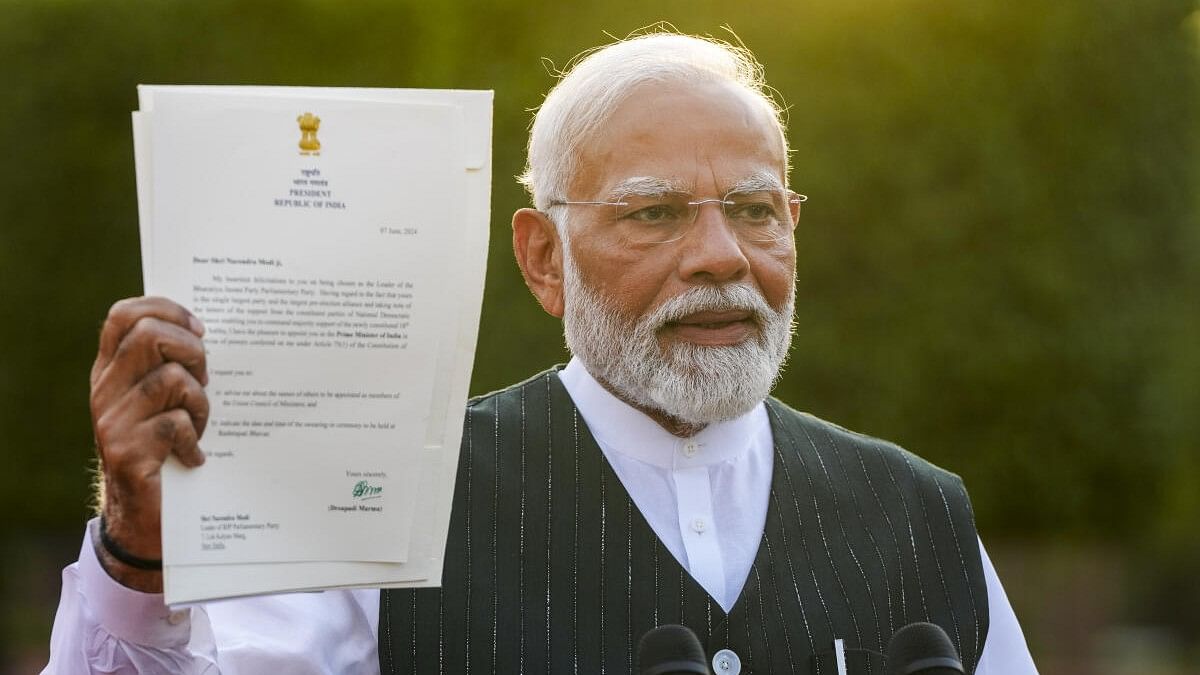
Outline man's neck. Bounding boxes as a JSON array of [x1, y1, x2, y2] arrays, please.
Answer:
[[591, 373, 708, 438]]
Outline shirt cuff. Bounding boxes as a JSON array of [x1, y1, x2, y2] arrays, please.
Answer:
[[79, 517, 192, 648]]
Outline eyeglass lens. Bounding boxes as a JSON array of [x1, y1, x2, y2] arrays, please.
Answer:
[[611, 190, 801, 244]]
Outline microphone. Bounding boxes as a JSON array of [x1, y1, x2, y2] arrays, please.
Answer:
[[637, 624, 711, 675], [886, 622, 965, 675]]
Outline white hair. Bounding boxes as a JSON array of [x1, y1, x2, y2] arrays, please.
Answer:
[[517, 32, 789, 212]]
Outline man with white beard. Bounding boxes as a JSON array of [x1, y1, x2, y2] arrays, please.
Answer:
[[43, 32, 1037, 674], [563, 273, 793, 431]]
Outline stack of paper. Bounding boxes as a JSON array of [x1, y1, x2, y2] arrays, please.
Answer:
[[132, 85, 492, 606]]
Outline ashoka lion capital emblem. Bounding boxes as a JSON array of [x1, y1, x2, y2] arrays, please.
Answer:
[[297, 112, 321, 155]]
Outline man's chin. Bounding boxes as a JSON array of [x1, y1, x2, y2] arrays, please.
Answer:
[[645, 388, 762, 427]]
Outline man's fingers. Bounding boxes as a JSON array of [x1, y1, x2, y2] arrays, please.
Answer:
[[114, 317, 208, 387], [94, 297, 204, 381], [100, 405, 205, 495], [91, 317, 208, 414], [140, 408, 204, 468], [96, 362, 211, 447], [95, 362, 209, 476]]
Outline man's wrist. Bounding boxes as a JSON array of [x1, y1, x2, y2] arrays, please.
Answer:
[[99, 515, 163, 570], [90, 519, 164, 593]]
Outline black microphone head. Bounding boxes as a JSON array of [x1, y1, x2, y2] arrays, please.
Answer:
[[886, 622, 964, 675], [637, 624, 710, 675]]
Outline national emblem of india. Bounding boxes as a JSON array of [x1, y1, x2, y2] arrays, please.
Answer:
[[297, 112, 321, 155]]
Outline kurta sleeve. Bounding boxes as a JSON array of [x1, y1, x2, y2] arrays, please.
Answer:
[[40, 518, 220, 675], [974, 537, 1039, 674]]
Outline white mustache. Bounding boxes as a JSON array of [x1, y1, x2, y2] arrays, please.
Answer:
[[644, 284, 772, 331]]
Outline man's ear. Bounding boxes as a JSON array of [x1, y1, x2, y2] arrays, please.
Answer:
[[512, 208, 565, 318]]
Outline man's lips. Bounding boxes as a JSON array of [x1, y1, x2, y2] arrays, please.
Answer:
[[663, 310, 757, 344], [671, 310, 753, 327]]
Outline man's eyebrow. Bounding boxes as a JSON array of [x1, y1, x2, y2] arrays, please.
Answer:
[[603, 173, 784, 201], [726, 172, 785, 193], [605, 176, 689, 201]]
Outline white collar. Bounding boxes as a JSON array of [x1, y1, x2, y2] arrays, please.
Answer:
[[558, 357, 767, 470]]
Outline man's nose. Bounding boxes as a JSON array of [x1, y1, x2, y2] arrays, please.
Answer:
[[676, 201, 750, 283]]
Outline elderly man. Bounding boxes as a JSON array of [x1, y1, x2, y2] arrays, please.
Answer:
[[44, 33, 1036, 674]]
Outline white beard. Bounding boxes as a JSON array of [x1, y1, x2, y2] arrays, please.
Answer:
[[561, 252, 795, 426]]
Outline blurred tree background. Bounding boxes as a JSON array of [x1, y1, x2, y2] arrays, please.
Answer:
[[1, 0, 1196, 672]]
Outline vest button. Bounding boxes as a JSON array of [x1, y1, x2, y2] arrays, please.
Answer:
[[712, 648, 741, 674]]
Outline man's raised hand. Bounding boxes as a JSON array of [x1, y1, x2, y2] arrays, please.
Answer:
[[89, 296, 209, 591]]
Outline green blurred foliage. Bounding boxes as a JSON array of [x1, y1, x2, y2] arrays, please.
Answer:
[[0, 0, 1195, 562]]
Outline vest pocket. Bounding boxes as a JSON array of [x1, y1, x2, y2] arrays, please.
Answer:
[[809, 646, 886, 674]]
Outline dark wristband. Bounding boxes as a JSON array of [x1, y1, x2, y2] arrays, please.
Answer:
[[98, 516, 163, 571]]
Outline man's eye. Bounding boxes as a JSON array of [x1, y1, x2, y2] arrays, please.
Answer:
[[625, 204, 680, 223], [729, 202, 778, 223]]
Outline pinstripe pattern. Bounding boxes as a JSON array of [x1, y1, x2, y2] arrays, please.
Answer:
[[379, 368, 989, 674], [750, 564, 773, 668], [949, 481, 983, 664], [599, 461, 608, 674], [571, 411, 581, 675], [903, 453, 961, 654], [802, 423, 879, 647], [463, 406, 473, 672], [624, 499, 633, 674], [879, 440, 930, 623], [706, 597, 712, 644], [491, 397, 500, 669], [518, 384, 528, 673], [837, 428, 901, 630], [409, 588, 417, 665]]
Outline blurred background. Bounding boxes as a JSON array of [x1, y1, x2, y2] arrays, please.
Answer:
[[1, 0, 1197, 672]]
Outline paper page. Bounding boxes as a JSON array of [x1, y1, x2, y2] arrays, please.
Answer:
[[145, 90, 464, 566], [131, 111, 154, 292], [136, 86, 492, 605]]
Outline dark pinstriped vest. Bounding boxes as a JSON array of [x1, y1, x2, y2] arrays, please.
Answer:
[[379, 368, 988, 674]]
